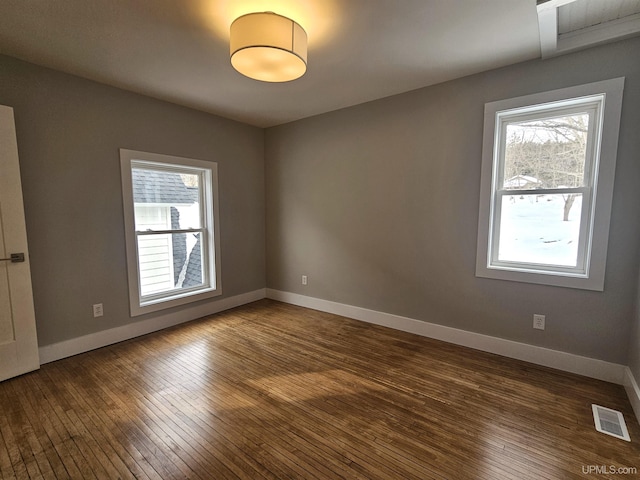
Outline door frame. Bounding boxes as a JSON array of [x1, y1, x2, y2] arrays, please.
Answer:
[[0, 105, 39, 381]]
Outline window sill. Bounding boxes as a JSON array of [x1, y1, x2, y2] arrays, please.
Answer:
[[132, 287, 223, 317], [475, 264, 604, 291]]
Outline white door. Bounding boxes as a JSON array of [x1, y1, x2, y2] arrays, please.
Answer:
[[0, 105, 39, 381]]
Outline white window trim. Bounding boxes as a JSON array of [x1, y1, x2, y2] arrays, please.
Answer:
[[476, 78, 624, 291], [120, 149, 222, 316]]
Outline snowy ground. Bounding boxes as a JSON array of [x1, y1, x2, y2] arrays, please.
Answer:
[[498, 194, 582, 267]]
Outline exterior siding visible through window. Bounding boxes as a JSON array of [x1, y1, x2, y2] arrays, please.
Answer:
[[135, 205, 174, 295]]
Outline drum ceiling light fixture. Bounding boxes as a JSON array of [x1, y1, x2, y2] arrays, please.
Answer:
[[230, 12, 308, 82]]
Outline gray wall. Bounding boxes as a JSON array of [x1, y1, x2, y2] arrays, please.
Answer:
[[0, 55, 266, 347], [265, 36, 640, 364], [3, 36, 639, 366]]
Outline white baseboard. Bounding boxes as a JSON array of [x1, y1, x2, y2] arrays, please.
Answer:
[[624, 367, 640, 426], [266, 289, 627, 385], [39, 288, 266, 364]]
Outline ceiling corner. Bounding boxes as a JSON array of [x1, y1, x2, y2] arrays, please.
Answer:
[[537, 0, 640, 59]]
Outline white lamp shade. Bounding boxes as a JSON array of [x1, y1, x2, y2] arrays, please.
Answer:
[[230, 12, 307, 82]]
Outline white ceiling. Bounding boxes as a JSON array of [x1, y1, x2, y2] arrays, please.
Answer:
[[0, 1, 626, 128]]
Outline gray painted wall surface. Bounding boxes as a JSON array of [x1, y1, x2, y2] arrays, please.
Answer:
[[0, 55, 266, 347], [265, 37, 640, 364]]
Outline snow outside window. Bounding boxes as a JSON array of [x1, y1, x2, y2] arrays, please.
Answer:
[[120, 150, 221, 316], [476, 79, 624, 290]]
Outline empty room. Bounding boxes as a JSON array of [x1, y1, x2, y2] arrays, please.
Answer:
[[1, 0, 640, 478]]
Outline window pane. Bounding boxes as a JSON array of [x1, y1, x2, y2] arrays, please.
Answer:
[[132, 168, 201, 229], [503, 114, 589, 190], [138, 232, 204, 297], [497, 194, 582, 267]]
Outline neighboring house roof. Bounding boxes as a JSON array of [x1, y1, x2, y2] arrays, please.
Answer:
[[132, 169, 195, 204], [182, 235, 202, 288], [170, 207, 202, 288], [186, 186, 199, 203], [504, 175, 541, 189]]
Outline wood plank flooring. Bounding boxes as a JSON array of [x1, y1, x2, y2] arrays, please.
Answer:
[[1, 299, 639, 479]]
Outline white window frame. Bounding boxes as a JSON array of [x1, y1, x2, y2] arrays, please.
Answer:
[[120, 149, 222, 316], [476, 78, 624, 291]]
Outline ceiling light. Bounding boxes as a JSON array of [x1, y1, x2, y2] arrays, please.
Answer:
[[230, 12, 307, 82]]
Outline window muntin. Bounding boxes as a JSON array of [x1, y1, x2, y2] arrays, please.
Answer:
[[476, 78, 624, 291], [121, 150, 221, 316]]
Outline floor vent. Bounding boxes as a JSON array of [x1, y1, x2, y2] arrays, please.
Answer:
[[592, 404, 630, 442]]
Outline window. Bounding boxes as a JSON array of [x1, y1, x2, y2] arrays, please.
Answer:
[[476, 78, 624, 290], [120, 149, 221, 315]]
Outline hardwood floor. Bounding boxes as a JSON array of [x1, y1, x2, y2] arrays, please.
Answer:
[[1, 299, 638, 479]]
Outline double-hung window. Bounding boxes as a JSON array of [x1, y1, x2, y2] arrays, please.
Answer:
[[120, 149, 221, 315], [476, 78, 624, 290]]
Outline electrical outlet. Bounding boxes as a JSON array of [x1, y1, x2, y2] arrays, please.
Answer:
[[302, 275, 308, 285], [533, 314, 545, 330], [93, 303, 104, 318]]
